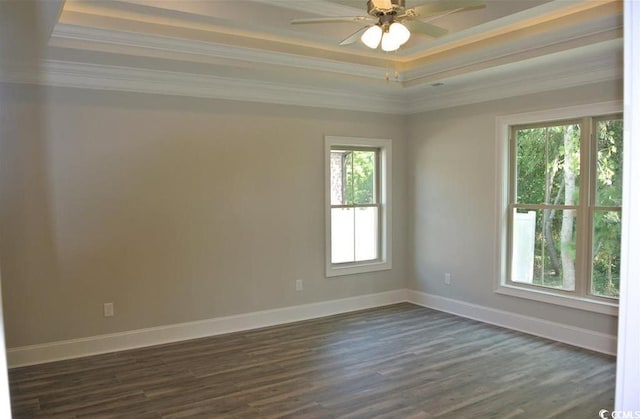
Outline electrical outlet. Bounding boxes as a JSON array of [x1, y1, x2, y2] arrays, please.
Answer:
[[295, 279, 303, 291], [103, 302, 114, 317], [444, 273, 452, 286]]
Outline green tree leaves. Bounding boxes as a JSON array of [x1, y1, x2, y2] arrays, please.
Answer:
[[342, 150, 376, 205], [513, 118, 623, 298]]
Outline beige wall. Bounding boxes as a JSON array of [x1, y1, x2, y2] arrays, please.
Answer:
[[0, 77, 623, 349], [0, 84, 408, 347], [407, 80, 622, 336]]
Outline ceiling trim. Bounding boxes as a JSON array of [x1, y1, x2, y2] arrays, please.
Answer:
[[59, 1, 384, 61], [0, 47, 621, 115], [254, 0, 364, 18], [0, 60, 405, 114], [401, 16, 621, 84], [399, 0, 621, 61], [50, 23, 387, 81], [404, 46, 622, 114]]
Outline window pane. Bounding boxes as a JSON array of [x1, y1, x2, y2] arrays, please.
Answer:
[[331, 207, 379, 264], [331, 208, 354, 263], [591, 210, 621, 298], [355, 207, 378, 261], [515, 128, 545, 204], [515, 124, 580, 206], [511, 208, 576, 291], [330, 150, 351, 206], [330, 149, 377, 205], [350, 150, 376, 205], [511, 210, 536, 284], [595, 119, 623, 207]]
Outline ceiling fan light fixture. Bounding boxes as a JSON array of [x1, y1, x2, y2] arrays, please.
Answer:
[[361, 25, 383, 49], [381, 31, 401, 52], [389, 22, 410, 46], [292, 0, 485, 52]]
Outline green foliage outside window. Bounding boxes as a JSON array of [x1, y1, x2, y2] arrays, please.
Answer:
[[514, 119, 622, 298], [592, 120, 623, 297], [342, 150, 376, 205]]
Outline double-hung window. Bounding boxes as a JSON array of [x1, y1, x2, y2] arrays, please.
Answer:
[[325, 137, 392, 277], [498, 105, 622, 313]]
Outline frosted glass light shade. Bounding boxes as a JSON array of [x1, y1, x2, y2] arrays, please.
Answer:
[[381, 32, 400, 52], [389, 22, 410, 46], [361, 25, 382, 49]]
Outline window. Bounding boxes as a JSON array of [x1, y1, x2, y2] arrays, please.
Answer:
[[497, 104, 622, 313], [325, 136, 391, 277]]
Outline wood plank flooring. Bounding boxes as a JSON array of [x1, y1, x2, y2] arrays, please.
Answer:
[[9, 303, 615, 418]]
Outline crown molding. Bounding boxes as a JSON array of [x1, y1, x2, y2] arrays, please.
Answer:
[[399, 0, 621, 60], [0, 43, 620, 115], [108, 0, 365, 21], [1, 60, 405, 114], [254, 0, 363, 18], [50, 24, 386, 81], [404, 47, 622, 114], [401, 14, 622, 85]]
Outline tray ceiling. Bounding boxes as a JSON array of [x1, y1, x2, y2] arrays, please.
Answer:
[[1, 0, 624, 113]]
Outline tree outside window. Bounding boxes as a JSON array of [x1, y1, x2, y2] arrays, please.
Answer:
[[509, 116, 622, 299]]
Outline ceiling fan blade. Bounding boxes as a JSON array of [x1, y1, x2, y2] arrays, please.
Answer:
[[338, 26, 371, 46], [290, 16, 374, 25], [410, 0, 485, 18], [404, 20, 448, 38]]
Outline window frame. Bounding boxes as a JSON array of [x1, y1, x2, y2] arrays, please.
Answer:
[[495, 102, 621, 315], [325, 136, 392, 277], [329, 146, 382, 265]]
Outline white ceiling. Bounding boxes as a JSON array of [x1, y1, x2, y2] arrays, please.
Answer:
[[2, 0, 624, 113]]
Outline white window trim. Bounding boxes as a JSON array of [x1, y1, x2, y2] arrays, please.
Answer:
[[325, 136, 392, 277], [494, 101, 622, 316]]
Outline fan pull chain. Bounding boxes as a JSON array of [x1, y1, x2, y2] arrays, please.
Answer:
[[384, 70, 400, 81], [385, 59, 400, 82]]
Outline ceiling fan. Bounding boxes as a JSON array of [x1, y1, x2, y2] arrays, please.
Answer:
[[291, 0, 486, 52]]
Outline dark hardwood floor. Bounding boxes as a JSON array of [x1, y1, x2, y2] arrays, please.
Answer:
[[9, 303, 615, 418]]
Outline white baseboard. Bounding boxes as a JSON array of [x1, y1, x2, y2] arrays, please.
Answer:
[[8, 289, 616, 367], [7, 289, 408, 368], [406, 290, 617, 356]]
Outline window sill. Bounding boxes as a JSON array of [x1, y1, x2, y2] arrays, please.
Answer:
[[326, 260, 391, 278], [495, 284, 618, 316]]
